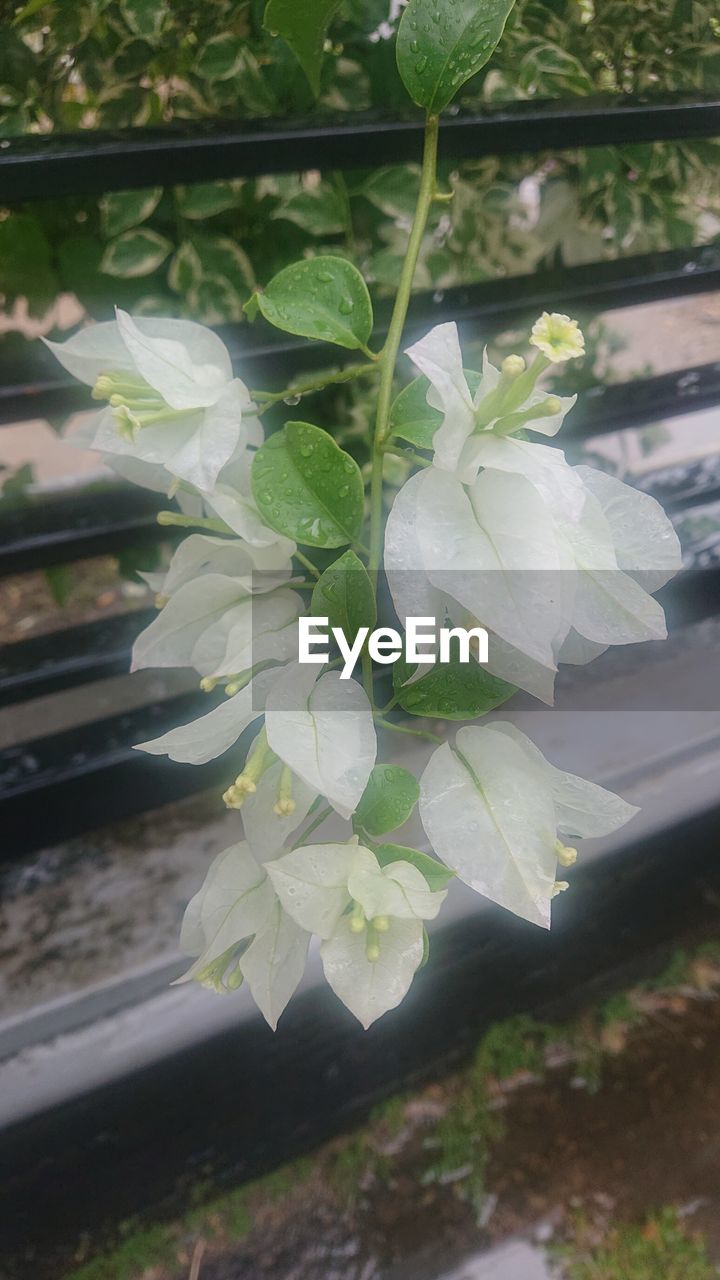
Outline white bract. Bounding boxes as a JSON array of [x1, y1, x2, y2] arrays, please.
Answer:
[[131, 577, 304, 678], [386, 319, 681, 702], [266, 841, 446, 1027], [419, 722, 638, 928], [177, 841, 309, 1028], [264, 662, 377, 820], [46, 310, 256, 493]]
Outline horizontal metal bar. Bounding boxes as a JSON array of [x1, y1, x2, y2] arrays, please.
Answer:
[[2, 243, 719, 429], [0, 485, 167, 576], [0, 609, 155, 708], [2, 93, 719, 202], [3, 797, 720, 1277], [1, 691, 255, 860], [1, 365, 719, 580]]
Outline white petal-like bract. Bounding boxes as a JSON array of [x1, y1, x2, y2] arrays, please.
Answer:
[[321, 916, 425, 1029], [265, 663, 377, 819]]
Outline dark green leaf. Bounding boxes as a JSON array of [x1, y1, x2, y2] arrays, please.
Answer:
[[175, 181, 241, 219], [195, 34, 244, 81], [100, 187, 162, 238], [375, 843, 455, 892], [100, 228, 172, 277], [389, 375, 441, 449], [393, 646, 516, 720], [264, 0, 343, 94], [354, 765, 419, 837], [252, 421, 364, 547], [397, 0, 517, 113], [246, 256, 374, 351], [120, 0, 166, 41], [311, 549, 376, 641], [272, 186, 345, 236], [168, 240, 203, 293], [361, 166, 421, 218]]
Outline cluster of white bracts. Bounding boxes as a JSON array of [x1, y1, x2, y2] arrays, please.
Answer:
[[385, 319, 682, 703], [46, 312, 677, 1029]]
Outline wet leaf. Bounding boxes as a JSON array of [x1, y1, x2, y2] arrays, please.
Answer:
[[252, 421, 364, 547], [393, 645, 516, 720], [354, 766, 419, 836], [311, 549, 376, 642], [264, 0, 343, 94], [246, 256, 374, 351], [375, 842, 455, 892], [397, 0, 517, 112]]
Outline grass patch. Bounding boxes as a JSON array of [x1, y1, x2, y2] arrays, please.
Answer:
[[67, 1224, 178, 1280], [567, 1209, 717, 1280], [66, 1160, 313, 1280]]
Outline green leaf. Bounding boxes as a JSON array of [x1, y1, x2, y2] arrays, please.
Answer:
[[0, 213, 52, 294], [354, 765, 419, 837], [175, 181, 241, 219], [389, 369, 482, 449], [272, 186, 345, 236], [100, 228, 172, 277], [375, 843, 455, 893], [393, 646, 516, 720], [252, 421, 364, 548], [264, 0, 343, 94], [167, 240, 203, 293], [362, 166, 421, 219], [389, 375, 441, 449], [191, 232, 255, 294], [311, 549, 376, 642], [100, 187, 162, 238], [397, 0, 517, 113], [187, 274, 244, 324], [195, 34, 245, 81], [120, 0, 166, 41], [247, 256, 373, 352]]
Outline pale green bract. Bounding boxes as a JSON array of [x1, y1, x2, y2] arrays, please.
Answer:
[[44, 0, 678, 1031]]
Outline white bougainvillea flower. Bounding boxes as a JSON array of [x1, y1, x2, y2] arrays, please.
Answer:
[[386, 466, 575, 681], [264, 663, 377, 820], [405, 321, 577, 480], [46, 310, 254, 492], [530, 312, 585, 363], [420, 722, 638, 928], [385, 408, 680, 701], [131, 576, 304, 678], [266, 841, 446, 1027], [141, 533, 294, 600], [177, 841, 309, 1028]]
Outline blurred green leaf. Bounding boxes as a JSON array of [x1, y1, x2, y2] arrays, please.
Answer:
[[100, 228, 172, 277], [263, 0, 342, 94]]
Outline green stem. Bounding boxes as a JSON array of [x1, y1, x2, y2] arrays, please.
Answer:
[[294, 550, 321, 579], [384, 444, 431, 469], [252, 362, 378, 412], [362, 112, 439, 715], [291, 804, 333, 848], [368, 113, 439, 581], [157, 512, 230, 534]]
